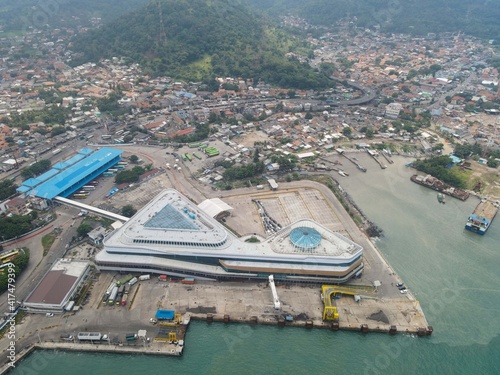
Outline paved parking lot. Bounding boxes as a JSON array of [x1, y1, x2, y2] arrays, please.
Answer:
[[222, 187, 348, 238]]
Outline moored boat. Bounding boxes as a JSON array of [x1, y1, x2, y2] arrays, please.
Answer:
[[465, 199, 499, 235]]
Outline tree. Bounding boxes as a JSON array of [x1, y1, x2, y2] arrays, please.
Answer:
[[50, 126, 66, 137], [0, 248, 30, 293], [21, 159, 51, 179], [115, 170, 140, 184], [121, 205, 137, 217], [0, 180, 18, 200], [487, 158, 498, 168], [253, 148, 260, 163], [77, 223, 93, 237], [129, 155, 139, 163], [305, 112, 313, 120], [0, 215, 33, 240], [342, 127, 352, 137], [432, 143, 444, 152]]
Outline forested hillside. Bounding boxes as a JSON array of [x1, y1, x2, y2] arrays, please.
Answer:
[[248, 0, 500, 41], [0, 0, 149, 32], [69, 0, 332, 88]]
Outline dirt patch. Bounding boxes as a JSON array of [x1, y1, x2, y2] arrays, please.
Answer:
[[186, 306, 217, 314], [367, 310, 389, 324]]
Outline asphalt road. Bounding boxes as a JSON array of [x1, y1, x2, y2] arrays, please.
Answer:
[[0, 207, 80, 314]]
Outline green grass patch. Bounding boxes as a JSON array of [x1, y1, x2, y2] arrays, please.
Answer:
[[82, 216, 114, 229], [41, 233, 56, 256], [245, 236, 260, 243]]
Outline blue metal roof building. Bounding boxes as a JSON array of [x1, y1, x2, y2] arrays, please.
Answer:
[[155, 310, 175, 320], [18, 148, 123, 199]]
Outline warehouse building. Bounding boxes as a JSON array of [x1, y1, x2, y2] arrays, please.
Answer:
[[23, 259, 91, 314]]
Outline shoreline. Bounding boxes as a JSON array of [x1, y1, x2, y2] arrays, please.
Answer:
[[1, 154, 435, 372], [1, 312, 431, 375]]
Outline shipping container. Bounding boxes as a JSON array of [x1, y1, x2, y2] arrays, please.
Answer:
[[181, 278, 195, 285], [106, 282, 117, 295], [117, 274, 133, 286], [108, 286, 118, 305], [102, 293, 110, 303], [139, 274, 150, 281], [158, 275, 168, 281], [78, 332, 101, 341]]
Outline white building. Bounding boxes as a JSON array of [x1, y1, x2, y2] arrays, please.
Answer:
[[95, 189, 363, 283], [385, 103, 403, 118]]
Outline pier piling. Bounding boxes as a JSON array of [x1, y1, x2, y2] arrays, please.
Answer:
[[389, 326, 397, 335], [426, 326, 433, 336]]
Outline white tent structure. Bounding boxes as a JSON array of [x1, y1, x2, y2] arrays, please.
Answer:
[[198, 198, 233, 219]]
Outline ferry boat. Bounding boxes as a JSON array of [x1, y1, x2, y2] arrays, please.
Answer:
[[465, 199, 499, 235]]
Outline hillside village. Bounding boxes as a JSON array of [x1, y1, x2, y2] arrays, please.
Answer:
[[0, 16, 499, 192]]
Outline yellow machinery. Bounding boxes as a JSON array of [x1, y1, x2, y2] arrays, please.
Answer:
[[321, 284, 377, 321], [323, 305, 339, 321], [174, 313, 182, 323], [168, 332, 177, 342]]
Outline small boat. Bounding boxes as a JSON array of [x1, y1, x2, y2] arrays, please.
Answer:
[[437, 193, 445, 204]]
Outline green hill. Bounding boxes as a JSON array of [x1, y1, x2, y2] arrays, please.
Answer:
[[0, 0, 149, 33], [69, 0, 332, 89], [247, 0, 500, 41]]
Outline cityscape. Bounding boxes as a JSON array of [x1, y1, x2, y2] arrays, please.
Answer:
[[0, 1, 498, 374]]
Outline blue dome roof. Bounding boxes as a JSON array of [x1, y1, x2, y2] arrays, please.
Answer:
[[289, 227, 322, 250]]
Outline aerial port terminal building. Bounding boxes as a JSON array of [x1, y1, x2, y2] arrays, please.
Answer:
[[95, 189, 364, 284]]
